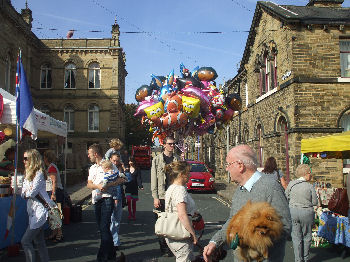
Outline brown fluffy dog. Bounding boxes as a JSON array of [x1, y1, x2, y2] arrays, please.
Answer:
[[226, 201, 283, 262]]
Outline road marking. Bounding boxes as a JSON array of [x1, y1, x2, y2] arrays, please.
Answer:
[[211, 196, 230, 207]]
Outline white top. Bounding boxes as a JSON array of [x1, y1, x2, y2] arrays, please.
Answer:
[[165, 184, 196, 216], [45, 163, 63, 191], [88, 163, 112, 204], [21, 171, 53, 229]]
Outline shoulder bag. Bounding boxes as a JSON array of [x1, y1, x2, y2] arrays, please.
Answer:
[[155, 187, 191, 240], [36, 194, 63, 230], [328, 188, 349, 216]]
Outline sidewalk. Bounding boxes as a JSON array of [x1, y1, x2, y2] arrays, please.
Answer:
[[65, 179, 237, 205]]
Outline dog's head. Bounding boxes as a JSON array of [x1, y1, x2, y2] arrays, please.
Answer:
[[246, 202, 283, 240]]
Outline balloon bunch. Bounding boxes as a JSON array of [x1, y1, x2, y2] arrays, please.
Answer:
[[134, 63, 242, 144]]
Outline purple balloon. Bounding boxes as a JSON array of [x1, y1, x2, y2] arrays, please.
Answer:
[[134, 99, 157, 117], [181, 86, 211, 113], [195, 113, 215, 135]]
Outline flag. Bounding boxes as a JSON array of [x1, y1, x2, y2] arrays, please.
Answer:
[[16, 53, 37, 140], [4, 198, 15, 240]]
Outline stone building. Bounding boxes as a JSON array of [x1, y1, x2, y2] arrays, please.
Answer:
[[0, 0, 127, 170], [205, 0, 350, 186]]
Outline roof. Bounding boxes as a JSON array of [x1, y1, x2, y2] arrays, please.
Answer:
[[237, 1, 350, 74], [261, 1, 350, 25]]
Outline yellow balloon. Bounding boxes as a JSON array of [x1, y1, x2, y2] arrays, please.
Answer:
[[144, 102, 164, 119], [4, 127, 12, 136], [182, 96, 200, 118]]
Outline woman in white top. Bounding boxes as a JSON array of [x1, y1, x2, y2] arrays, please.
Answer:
[[164, 161, 198, 262], [21, 149, 50, 262]]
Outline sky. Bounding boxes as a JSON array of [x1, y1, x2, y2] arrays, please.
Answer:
[[11, 0, 350, 104]]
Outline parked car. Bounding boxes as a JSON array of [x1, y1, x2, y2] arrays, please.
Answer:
[[186, 161, 215, 192]]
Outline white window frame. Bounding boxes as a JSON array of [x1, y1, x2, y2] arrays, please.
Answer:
[[64, 105, 75, 132], [40, 64, 52, 89], [88, 104, 99, 132], [64, 63, 76, 89], [340, 40, 350, 78], [88, 62, 101, 89]]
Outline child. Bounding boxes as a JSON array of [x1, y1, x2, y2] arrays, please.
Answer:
[[104, 138, 124, 161], [101, 160, 123, 205]]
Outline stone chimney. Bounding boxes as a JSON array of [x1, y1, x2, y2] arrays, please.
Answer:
[[111, 18, 120, 46], [307, 0, 344, 7], [21, 1, 33, 29]]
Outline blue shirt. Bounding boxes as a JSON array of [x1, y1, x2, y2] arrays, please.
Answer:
[[242, 171, 262, 192]]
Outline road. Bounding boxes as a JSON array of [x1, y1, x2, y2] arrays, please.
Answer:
[[5, 170, 348, 261]]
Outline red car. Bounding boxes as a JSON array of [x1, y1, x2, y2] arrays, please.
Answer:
[[186, 161, 215, 192]]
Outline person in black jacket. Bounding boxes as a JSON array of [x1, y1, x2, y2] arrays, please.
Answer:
[[124, 157, 143, 220]]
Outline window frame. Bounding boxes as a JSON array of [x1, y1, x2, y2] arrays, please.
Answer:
[[40, 64, 52, 89], [64, 63, 76, 89], [88, 62, 101, 89], [340, 40, 350, 78], [88, 104, 99, 132], [64, 105, 75, 132]]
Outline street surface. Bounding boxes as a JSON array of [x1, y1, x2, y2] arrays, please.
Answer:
[[5, 170, 348, 261]]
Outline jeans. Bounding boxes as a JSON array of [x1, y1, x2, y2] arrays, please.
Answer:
[[94, 197, 114, 262], [110, 201, 123, 246], [21, 226, 49, 262]]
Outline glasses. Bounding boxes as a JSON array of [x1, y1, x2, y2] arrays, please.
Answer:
[[166, 143, 175, 146], [23, 157, 28, 161], [225, 161, 241, 168]]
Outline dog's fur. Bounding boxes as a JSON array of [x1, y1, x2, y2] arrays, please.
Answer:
[[226, 201, 283, 262]]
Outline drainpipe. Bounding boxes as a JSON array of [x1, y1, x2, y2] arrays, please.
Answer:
[[226, 125, 230, 183]]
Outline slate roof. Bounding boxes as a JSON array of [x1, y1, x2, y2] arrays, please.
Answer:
[[261, 1, 350, 24]]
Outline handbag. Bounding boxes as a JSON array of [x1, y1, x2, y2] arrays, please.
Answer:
[[328, 188, 349, 216], [155, 187, 191, 240], [36, 194, 63, 230]]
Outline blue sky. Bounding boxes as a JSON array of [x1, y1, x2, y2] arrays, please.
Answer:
[[11, 0, 350, 104]]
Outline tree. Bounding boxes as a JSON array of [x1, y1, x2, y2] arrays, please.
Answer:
[[125, 103, 153, 149]]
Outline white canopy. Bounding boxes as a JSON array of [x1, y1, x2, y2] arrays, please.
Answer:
[[0, 88, 67, 138]]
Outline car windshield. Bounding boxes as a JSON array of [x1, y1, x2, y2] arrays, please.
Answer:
[[190, 163, 208, 172]]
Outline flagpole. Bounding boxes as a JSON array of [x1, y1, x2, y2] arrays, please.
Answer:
[[11, 49, 21, 246]]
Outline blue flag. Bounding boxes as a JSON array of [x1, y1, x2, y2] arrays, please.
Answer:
[[16, 55, 37, 140]]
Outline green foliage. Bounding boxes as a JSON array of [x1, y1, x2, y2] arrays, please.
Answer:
[[125, 103, 153, 149]]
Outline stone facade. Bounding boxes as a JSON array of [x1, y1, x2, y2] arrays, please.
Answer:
[[0, 0, 127, 170], [203, 0, 350, 187]]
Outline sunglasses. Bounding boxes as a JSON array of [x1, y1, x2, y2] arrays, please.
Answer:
[[23, 157, 28, 161], [166, 143, 175, 146]]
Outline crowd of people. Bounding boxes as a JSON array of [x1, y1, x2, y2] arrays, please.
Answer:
[[18, 136, 347, 262]]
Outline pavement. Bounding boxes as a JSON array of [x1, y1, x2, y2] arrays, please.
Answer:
[[65, 179, 237, 205]]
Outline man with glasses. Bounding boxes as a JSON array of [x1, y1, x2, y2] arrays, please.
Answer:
[[151, 136, 180, 257], [203, 144, 291, 262]]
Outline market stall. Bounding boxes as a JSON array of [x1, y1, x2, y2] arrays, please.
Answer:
[[0, 88, 67, 249], [301, 132, 350, 251]]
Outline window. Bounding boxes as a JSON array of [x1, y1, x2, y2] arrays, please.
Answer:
[[257, 125, 263, 167], [40, 64, 52, 89], [64, 63, 76, 89], [39, 104, 50, 115], [88, 62, 100, 89], [64, 105, 75, 132], [5, 54, 11, 91], [88, 104, 99, 132], [340, 41, 350, 77], [269, 55, 277, 90]]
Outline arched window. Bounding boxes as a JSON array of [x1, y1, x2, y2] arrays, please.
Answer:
[[88, 62, 100, 89], [64, 105, 75, 132], [278, 116, 290, 181], [257, 125, 263, 167], [88, 104, 99, 132], [39, 104, 50, 115], [5, 54, 11, 91], [40, 64, 52, 89], [64, 63, 76, 89]]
